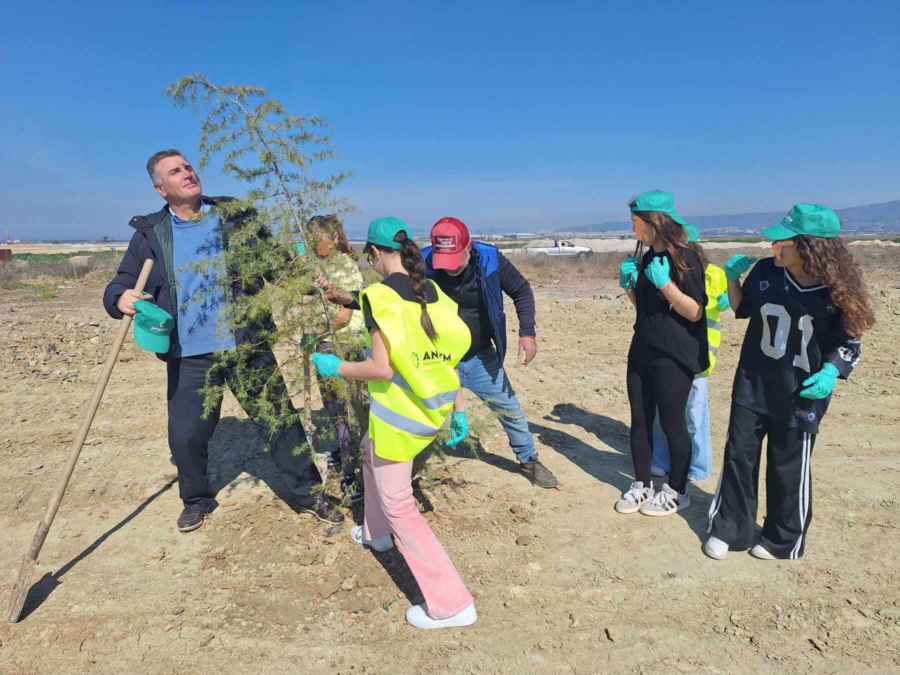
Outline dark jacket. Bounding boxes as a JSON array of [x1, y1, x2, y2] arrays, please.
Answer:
[[103, 196, 274, 362], [422, 241, 535, 366]]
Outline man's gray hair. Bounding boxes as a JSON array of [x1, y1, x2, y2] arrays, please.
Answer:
[[146, 149, 184, 184]]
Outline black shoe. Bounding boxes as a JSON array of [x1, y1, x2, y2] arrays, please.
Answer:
[[327, 453, 343, 469], [342, 477, 364, 505], [177, 507, 207, 533], [520, 456, 558, 489], [300, 500, 345, 525]]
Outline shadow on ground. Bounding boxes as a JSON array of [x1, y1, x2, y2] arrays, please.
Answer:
[[538, 402, 716, 544], [17, 477, 177, 622]]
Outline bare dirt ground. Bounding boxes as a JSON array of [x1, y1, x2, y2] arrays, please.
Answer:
[[2, 248, 899, 674]]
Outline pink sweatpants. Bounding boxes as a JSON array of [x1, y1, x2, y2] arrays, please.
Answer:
[[361, 433, 473, 619]]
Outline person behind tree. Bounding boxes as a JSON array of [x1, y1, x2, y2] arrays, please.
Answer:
[[650, 223, 729, 483], [617, 190, 708, 517], [312, 217, 477, 630], [422, 217, 558, 489], [304, 215, 366, 503], [103, 150, 342, 533], [705, 204, 875, 560]]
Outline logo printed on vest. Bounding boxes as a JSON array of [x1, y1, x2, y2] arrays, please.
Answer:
[[412, 350, 453, 366], [760, 280, 770, 291]]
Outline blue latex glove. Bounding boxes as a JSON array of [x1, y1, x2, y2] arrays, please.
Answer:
[[724, 254, 758, 281], [312, 352, 344, 379], [446, 411, 469, 448], [716, 292, 731, 310], [295, 241, 307, 256], [619, 256, 639, 290], [800, 363, 840, 400], [645, 256, 672, 289]]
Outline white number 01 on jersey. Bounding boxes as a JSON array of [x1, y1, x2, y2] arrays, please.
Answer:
[[759, 303, 813, 373]]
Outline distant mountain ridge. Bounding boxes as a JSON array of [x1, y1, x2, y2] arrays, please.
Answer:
[[560, 199, 900, 233]]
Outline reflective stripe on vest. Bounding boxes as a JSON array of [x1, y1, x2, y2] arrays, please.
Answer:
[[370, 398, 441, 437], [707, 318, 721, 331], [360, 281, 472, 462]]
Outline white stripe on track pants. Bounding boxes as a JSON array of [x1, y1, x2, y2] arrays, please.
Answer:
[[707, 403, 816, 559]]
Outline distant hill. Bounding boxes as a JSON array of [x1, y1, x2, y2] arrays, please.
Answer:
[[560, 200, 900, 233]]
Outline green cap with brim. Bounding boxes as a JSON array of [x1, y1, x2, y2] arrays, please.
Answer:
[[684, 223, 700, 243], [630, 190, 689, 226], [762, 204, 841, 241], [133, 300, 174, 353], [362, 217, 412, 253]]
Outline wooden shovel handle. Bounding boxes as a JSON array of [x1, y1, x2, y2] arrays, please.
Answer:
[[26, 258, 155, 561]]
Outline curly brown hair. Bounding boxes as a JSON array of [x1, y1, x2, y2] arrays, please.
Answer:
[[794, 235, 876, 338], [629, 207, 703, 282]]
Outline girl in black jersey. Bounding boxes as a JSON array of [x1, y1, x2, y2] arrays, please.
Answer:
[[705, 204, 875, 560], [616, 190, 709, 517]]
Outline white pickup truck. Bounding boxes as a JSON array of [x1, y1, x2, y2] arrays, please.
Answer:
[[525, 240, 593, 258]]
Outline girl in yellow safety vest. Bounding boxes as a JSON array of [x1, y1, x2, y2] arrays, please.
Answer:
[[312, 217, 477, 630]]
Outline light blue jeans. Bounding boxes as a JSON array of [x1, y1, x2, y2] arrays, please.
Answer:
[[456, 347, 536, 464], [652, 376, 712, 481]]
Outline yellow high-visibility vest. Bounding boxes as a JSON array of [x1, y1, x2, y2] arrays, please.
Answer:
[[360, 281, 472, 462], [702, 263, 727, 377]]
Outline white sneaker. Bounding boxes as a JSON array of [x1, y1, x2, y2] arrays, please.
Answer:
[[615, 481, 653, 514], [703, 536, 729, 560], [350, 525, 393, 552], [405, 603, 477, 630], [650, 466, 668, 477], [639, 483, 691, 517], [750, 544, 777, 560]]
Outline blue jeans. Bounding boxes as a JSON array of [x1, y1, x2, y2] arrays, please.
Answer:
[[652, 376, 712, 481], [456, 347, 536, 464]]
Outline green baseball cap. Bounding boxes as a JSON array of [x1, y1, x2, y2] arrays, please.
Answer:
[[133, 300, 174, 353], [630, 190, 689, 226], [362, 217, 412, 253], [762, 204, 841, 241], [683, 223, 700, 243]]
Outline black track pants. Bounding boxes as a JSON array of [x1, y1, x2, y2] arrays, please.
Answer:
[[167, 352, 321, 511], [626, 347, 695, 493], [708, 403, 816, 559]]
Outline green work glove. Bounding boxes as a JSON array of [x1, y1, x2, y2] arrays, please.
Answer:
[[716, 292, 731, 310], [312, 352, 344, 379], [800, 363, 840, 400], [446, 411, 469, 448], [645, 256, 672, 289], [724, 254, 758, 281], [619, 256, 639, 290]]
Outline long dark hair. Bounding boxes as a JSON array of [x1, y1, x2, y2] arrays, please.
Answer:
[[307, 215, 353, 255], [629, 206, 701, 282], [372, 233, 438, 341], [794, 235, 875, 338]]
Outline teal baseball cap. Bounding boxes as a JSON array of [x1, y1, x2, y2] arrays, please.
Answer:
[[762, 204, 841, 241], [630, 190, 689, 226], [363, 217, 412, 253], [684, 223, 700, 243], [133, 300, 174, 353]]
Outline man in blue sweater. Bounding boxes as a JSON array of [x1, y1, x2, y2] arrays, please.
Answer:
[[424, 218, 557, 488], [104, 150, 343, 532]]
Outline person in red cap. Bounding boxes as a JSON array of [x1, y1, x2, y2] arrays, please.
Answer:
[[423, 217, 558, 488]]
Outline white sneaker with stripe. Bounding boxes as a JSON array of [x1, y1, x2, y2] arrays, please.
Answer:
[[639, 483, 691, 517], [615, 481, 653, 514]]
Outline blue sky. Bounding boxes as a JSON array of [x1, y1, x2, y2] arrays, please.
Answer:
[[2, 0, 899, 239]]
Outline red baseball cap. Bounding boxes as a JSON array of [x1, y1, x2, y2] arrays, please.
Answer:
[[430, 217, 470, 270]]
